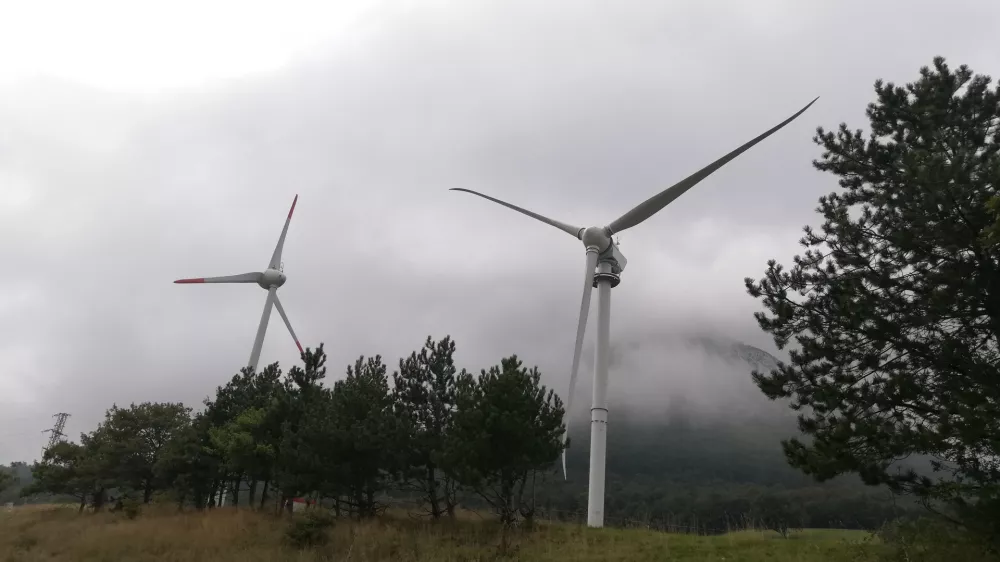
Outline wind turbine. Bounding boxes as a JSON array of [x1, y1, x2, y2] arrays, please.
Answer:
[[450, 98, 817, 528], [174, 195, 304, 372]]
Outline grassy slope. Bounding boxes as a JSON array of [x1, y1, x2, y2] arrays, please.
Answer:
[[0, 505, 887, 561]]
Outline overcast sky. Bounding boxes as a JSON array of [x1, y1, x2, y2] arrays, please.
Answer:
[[2, 0, 999, 463]]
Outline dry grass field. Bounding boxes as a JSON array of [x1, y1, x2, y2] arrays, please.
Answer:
[[0, 503, 891, 561]]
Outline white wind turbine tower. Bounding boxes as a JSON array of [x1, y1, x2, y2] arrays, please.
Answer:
[[451, 98, 818, 528], [174, 195, 304, 372]]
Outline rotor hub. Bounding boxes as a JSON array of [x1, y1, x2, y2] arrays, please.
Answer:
[[259, 268, 287, 289], [581, 226, 612, 252]]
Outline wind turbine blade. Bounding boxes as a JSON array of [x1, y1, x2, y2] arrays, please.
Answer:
[[268, 195, 299, 270], [174, 272, 263, 284], [248, 288, 276, 372], [607, 97, 819, 234], [563, 249, 599, 479], [449, 188, 583, 239], [272, 293, 304, 355]]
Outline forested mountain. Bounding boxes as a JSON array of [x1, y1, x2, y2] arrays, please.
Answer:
[[526, 336, 913, 532], [529, 410, 909, 532]]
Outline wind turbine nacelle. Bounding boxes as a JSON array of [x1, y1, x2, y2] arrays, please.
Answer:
[[596, 242, 627, 275], [259, 269, 287, 289], [609, 243, 627, 273]]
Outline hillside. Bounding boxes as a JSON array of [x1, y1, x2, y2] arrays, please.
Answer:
[[528, 415, 908, 532], [528, 336, 914, 531]]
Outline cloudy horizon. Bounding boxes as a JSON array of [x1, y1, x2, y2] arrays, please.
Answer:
[[2, 0, 999, 463]]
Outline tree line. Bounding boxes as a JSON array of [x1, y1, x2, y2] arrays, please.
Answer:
[[24, 337, 565, 526]]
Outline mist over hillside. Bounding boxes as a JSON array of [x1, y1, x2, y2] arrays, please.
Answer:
[[569, 330, 793, 429], [533, 331, 912, 530], [566, 331, 801, 481]]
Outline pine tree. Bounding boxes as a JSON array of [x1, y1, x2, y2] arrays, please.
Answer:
[[274, 347, 407, 517], [444, 355, 566, 527], [203, 363, 286, 508], [25, 437, 107, 512], [274, 345, 330, 511], [97, 402, 192, 504], [155, 412, 218, 509], [208, 407, 277, 507], [392, 335, 463, 518], [328, 355, 401, 519], [746, 57, 1000, 542]]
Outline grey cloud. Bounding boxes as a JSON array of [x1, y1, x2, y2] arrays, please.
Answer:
[[2, 0, 1000, 463]]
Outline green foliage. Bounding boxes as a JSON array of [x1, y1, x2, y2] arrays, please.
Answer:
[[273, 346, 330, 504], [445, 355, 566, 527], [328, 354, 401, 518], [0, 466, 15, 495], [154, 412, 219, 509], [24, 440, 100, 510], [746, 56, 1000, 543], [98, 402, 193, 503], [202, 362, 287, 508], [284, 509, 336, 549], [985, 195, 1000, 246], [208, 408, 276, 482], [878, 517, 999, 561], [392, 335, 463, 518], [270, 346, 402, 519], [120, 496, 142, 520]]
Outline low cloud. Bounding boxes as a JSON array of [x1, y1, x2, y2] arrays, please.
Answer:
[[2, 0, 999, 463]]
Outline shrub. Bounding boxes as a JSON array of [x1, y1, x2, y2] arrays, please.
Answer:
[[284, 509, 336, 549], [122, 497, 142, 520], [877, 517, 999, 561]]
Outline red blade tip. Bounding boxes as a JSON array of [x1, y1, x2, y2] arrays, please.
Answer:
[[296, 341, 304, 354], [287, 195, 298, 220], [174, 278, 205, 284]]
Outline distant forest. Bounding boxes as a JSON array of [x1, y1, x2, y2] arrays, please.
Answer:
[[535, 413, 915, 532]]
